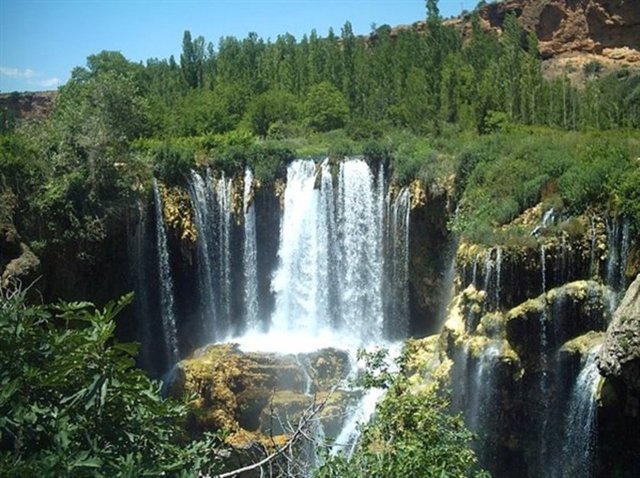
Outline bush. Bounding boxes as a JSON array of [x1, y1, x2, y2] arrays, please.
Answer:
[[315, 349, 489, 478], [345, 118, 385, 140], [247, 143, 294, 184], [152, 143, 195, 186], [0, 287, 225, 476], [363, 140, 393, 164]]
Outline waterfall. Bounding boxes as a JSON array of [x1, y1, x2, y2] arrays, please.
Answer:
[[495, 247, 502, 309], [330, 387, 385, 457], [216, 173, 233, 335], [338, 160, 385, 342], [271, 160, 323, 336], [606, 218, 619, 288], [387, 186, 411, 339], [541, 244, 547, 295], [537, 243, 550, 471], [589, 215, 597, 278], [189, 170, 216, 341], [465, 342, 501, 470], [606, 216, 631, 293], [128, 202, 153, 371], [269, 159, 398, 345], [483, 251, 493, 294], [243, 168, 260, 331], [471, 252, 480, 288], [560, 346, 602, 478], [620, 218, 630, 291], [466, 342, 500, 434], [152, 180, 179, 365]]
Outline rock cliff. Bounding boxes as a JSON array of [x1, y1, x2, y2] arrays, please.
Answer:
[[447, 0, 640, 82]]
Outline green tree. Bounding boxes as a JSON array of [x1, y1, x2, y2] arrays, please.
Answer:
[[246, 89, 300, 137], [0, 288, 225, 476], [304, 82, 349, 132], [180, 30, 205, 88]]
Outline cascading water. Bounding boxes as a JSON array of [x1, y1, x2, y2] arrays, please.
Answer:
[[153, 180, 179, 365], [270, 160, 325, 337], [466, 342, 501, 468], [537, 243, 551, 474], [189, 170, 216, 341], [495, 247, 502, 309], [338, 160, 385, 342], [482, 249, 494, 310], [386, 186, 411, 338], [243, 168, 260, 331], [215, 173, 234, 334], [560, 346, 602, 478], [128, 202, 154, 371], [619, 218, 630, 292], [148, 159, 412, 472], [266, 158, 400, 345]]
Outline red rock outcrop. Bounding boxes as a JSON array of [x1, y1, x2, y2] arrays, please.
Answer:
[[474, 0, 640, 62]]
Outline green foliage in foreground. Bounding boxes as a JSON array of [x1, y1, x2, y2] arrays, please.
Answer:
[[0, 287, 224, 477], [315, 348, 490, 478]]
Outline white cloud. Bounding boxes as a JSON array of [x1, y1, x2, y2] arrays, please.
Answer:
[[34, 77, 61, 88], [0, 66, 20, 77], [0, 66, 60, 88]]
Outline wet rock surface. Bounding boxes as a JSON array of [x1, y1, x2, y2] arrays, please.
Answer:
[[168, 343, 355, 446]]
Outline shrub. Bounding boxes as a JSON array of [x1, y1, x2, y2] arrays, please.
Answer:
[[315, 349, 489, 478], [152, 143, 194, 186], [0, 287, 225, 476], [247, 143, 294, 184]]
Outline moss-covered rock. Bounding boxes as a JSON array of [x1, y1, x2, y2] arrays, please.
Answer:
[[159, 182, 197, 253], [1, 242, 40, 289], [505, 280, 610, 369], [598, 274, 640, 394], [169, 343, 354, 447]]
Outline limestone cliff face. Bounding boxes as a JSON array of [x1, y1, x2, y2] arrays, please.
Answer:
[[598, 273, 640, 393], [472, 0, 640, 60], [443, 0, 640, 82], [0, 91, 56, 121]]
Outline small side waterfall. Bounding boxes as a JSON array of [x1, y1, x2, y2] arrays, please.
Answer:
[[243, 168, 260, 331], [466, 342, 501, 434], [619, 218, 630, 292], [189, 170, 216, 341], [495, 247, 502, 309], [128, 202, 153, 371], [386, 186, 411, 339], [560, 346, 602, 477], [215, 173, 234, 334], [153, 180, 179, 364]]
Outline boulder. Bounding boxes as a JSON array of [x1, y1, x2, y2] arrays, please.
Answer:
[[506, 280, 609, 369], [168, 343, 354, 446], [598, 274, 640, 393]]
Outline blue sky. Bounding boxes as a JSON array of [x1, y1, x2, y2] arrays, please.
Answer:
[[0, 0, 467, 92]]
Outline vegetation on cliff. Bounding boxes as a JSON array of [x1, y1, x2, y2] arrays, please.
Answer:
[[316, 348, 489, 478]]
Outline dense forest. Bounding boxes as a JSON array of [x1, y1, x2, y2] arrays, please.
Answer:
[[2, 1, 639, 255], [1, 0, 639, 476]]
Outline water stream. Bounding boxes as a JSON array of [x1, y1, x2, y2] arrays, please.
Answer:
[[152, 180, 179, 364]]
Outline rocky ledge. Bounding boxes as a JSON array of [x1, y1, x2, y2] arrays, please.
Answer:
[[168, 343, 356, 447]]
